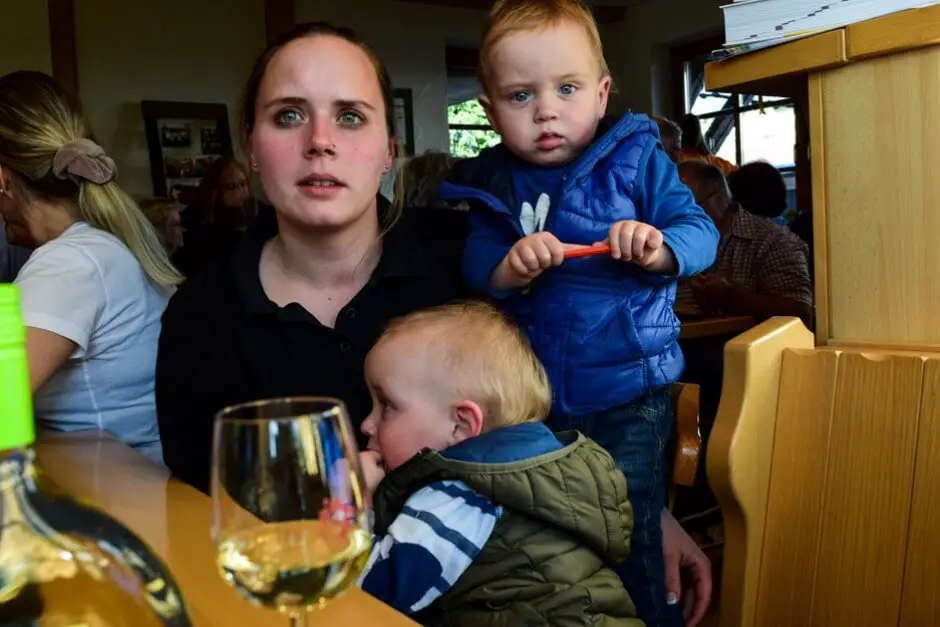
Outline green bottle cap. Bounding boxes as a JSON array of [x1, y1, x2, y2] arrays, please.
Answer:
[[0, 285, 34, 450]]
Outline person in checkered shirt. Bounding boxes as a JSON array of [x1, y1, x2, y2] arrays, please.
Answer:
[[676, 160, 813, 328]]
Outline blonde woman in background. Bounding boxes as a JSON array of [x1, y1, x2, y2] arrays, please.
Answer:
[[139, 197, 185, 253], [0, 71, 180, 465]]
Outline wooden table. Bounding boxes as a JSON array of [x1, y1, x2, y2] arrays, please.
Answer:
[[679, 315, 755, 340], [36, 431, 416, 627]]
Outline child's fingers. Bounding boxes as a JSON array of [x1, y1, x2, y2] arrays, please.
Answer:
[[510, 250, 534, 277], [522, 246, 545, 273], [632, 226, 650, 260], [607, 223, 621, 259], [534, 240, 555, 269], [612, 222, 634, 260], [647, 227, 664, 249], [548, 240, 567, 266]]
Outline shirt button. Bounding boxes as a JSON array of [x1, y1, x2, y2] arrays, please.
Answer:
[[339, 342, 351, 353], [347, 308, 357, 319]]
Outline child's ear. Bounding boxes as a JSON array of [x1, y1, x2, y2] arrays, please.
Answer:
[[597, 76, 612, 116], [479, 93, 501, 135], [451, 400, 484, 444]]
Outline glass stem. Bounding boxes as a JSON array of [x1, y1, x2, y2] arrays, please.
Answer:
[[288, 613, 307, 627]]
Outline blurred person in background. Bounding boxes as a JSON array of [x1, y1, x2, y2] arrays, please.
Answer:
[[679, 113, 737, 176], [174, 156, 255, 276], [139, 197, 185, 253]]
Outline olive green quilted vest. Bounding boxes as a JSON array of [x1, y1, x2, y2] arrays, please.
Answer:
[[372, 431, 645, 627]]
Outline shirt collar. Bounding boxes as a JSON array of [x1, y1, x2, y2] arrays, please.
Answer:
[[726, 202, 761, 241], [232, 197, 433, 316]]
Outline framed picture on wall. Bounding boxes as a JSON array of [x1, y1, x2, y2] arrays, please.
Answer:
[[392, 88, 415, 157], [141, 100, 234, 204]]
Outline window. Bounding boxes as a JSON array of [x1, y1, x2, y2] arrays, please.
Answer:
[[682, 52, 798, 212], [448, 99, 501, 158], [685, 53, 795, 168]]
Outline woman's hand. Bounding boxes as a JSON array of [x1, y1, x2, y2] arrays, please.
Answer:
[[662, 508, 713, 626]]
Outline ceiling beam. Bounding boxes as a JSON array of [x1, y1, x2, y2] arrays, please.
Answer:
[[48, 0, 79, 97], [394, 0, 490, 9]]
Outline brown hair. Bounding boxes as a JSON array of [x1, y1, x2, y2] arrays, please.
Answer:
[[239, 22, 404, 231], [378, 301, 552, 428], [653, 116, 682, 143], [0, 71, 180, 285], [195, 156, 249, 223], [402, 151, 458, 209], [479, 0, 608, 93]]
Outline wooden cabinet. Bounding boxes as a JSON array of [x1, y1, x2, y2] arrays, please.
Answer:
[[706, 5, 940, 350]]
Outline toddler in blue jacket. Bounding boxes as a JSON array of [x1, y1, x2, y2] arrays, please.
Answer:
[[438, 2, 719, 625]]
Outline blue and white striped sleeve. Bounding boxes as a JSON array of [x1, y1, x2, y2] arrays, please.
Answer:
[[357, 480, 502, 614]]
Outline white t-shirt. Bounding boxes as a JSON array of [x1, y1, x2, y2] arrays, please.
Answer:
[[15, 222, 170, 465]]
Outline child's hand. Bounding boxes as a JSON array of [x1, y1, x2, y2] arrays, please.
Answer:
[[359, 450, 386, 506], [491, 232, 570, 291], [599, 220, 676, 273]]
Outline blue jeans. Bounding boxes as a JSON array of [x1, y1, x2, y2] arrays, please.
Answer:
[[549, 388, 684, 627]]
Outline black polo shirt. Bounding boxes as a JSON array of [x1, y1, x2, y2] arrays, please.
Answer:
[[156, 203, 468, 493]]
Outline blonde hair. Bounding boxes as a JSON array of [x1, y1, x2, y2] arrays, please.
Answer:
[[138, 197, 177, 229], [0, 71, 181, 286], [479, 0, 609, 92], [379, 301, 552, 428]]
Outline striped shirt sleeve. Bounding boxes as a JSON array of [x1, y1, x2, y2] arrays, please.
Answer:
[[357, 480, 502, 614]]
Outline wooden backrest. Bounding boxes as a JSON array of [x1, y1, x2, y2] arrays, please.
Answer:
[[708, 318, 940, 627], [670, 382, 701, 489]]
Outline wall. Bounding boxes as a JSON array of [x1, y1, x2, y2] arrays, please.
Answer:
[[602, 0, 724, 118], [75, 0, 266, 198], [296, 0, 488, 155], [0, 0, 52, 77]]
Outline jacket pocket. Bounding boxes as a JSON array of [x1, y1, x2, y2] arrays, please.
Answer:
[[561, 285, 642, 409]]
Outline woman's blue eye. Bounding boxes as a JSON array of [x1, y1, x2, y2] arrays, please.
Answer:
[[339, 110, 364, 127], [275, 109, 302, 126]]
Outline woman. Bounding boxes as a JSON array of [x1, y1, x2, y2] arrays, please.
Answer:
[[156, 23, 464, 494], [173, 156, 253, 276], [653, 116, 682, 164], [679, 113, 737, 176], [0, 71, 180, 464], [139, 197, 185, 253]]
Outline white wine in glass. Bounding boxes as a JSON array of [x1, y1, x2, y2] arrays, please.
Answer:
[[212, 398, 371, 626]]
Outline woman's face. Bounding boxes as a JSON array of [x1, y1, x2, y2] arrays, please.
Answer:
[[164, 209, 184, 252], [248, 35, 393, 232], [218, 162, 250, 209], [0, 170, 37, 247]]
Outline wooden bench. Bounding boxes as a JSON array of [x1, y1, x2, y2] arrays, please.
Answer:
[[707, 317, 940, 627]]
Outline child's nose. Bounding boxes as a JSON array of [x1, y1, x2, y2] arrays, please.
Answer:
[[361, 413, 377, 437]]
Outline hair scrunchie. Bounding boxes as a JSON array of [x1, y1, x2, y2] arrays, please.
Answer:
[[52, 138, 117, 185]]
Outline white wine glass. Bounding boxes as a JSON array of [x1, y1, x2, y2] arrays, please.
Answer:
[[211, 397, 371, 626]]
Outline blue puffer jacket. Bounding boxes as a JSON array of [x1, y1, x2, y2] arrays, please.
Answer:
[[440, 113, 718, 417]]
